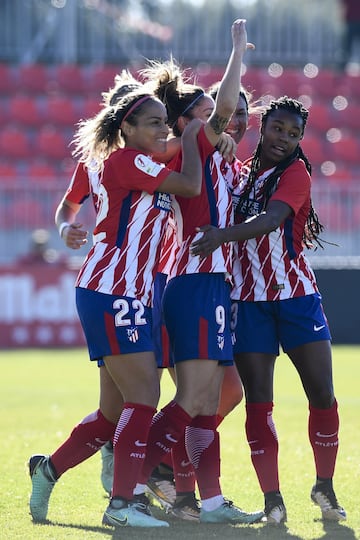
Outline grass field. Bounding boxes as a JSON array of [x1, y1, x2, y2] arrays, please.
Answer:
[[1, 346, 359, 540]]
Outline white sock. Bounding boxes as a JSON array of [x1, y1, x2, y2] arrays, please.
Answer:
[[201, 494, 225, 512], [133, 483, 147, 496]]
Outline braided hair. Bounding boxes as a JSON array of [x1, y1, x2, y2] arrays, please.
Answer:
[[237, 96, 324, 249]]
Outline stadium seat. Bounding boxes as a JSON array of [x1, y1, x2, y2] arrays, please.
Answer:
[[26, 159, 58, 183], [332, 103, 360, 131], [78, 97, 102, 120], [86, 65, 121, 95], [10, 197, 45, 228], [8, 95, 43, 127], [329, 136, 359, 165], [0, 126, 32, 159], [307, 102, 334, 132], [300, 134, 327, 166], [34, 126, 71, 160], [0, 160, 18, 182], [309, 69, 337, 100], [43, 96, 80, 127], [52, 64, 86, 95], [17, 64, 50, 94], [0, 64, 17, 94]]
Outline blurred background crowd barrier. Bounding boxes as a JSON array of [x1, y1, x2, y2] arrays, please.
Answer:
[[0, 0, 359, 345]]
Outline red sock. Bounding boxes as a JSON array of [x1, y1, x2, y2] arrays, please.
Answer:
[[246, 402, 279, 493], [172, 432, 196, 493], [51, 409, 116, 477], [160, 450, 173, 469], [308, 399, 339, 479], [138, 400, 192, 484], [112, 402, 155, 500], [185, 415, 221, 500]]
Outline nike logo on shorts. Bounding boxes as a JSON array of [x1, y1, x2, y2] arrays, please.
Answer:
[[313, 324, 325, 332]]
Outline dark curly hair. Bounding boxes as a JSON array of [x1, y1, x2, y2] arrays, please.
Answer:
[[236, 96, 324, 249]]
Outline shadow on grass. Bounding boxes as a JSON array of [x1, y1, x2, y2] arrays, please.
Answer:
[[318, 519, 358, 540], [32, 512, 359, 540]]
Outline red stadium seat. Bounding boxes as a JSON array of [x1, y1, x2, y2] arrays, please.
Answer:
[[8, 95, 43, 127], [11, 197, 45, 228], [300, 134, 327, 166], [0, 160, 18, 182], [52, 64, 86, 95], [86, 65, 121, 95], [43, 96, 80, 127], [329, 136, 359, 165], [0, 125, 32, 159], [307, 102, 334, 132], [34, 126, 71, 160], [17, 64, 50, 94], [309, 69, 337, 100], [0, 64, 17, 94], [27, 159, 58, 183], [332, 103, 360, 131], [78, 97, 102, 120]]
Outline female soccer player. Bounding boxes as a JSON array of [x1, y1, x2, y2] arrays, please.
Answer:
[[131, 19, 263, 525], [191, 96, 346, 524], [29, 87, 204, 528]]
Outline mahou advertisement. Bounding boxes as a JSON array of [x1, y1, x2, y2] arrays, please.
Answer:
[[0, 264, 85, 348]]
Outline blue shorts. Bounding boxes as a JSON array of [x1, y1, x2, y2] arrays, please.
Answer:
[[163, 273, 233, 365], [152, 272, 174, 369], [232, 293, 331, 356], [76, 287, 154, 366]]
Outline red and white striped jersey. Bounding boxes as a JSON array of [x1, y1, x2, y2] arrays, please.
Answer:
[[231, 158, 319, 301], [75, 148, 172, 306], [166, 130, 234, 279], [64, 161, 100, 212]]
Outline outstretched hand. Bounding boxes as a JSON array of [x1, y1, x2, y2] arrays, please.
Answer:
[[190, 225, 224, 258], [231, 19, 255, 54]]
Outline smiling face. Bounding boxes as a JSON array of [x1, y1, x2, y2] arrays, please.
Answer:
[[225, 94, 249, 144], [123, 99, 169, 155], [259, 108, 304, 169]]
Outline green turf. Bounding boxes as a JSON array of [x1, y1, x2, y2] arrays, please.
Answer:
[[1, 346, 359, 539]]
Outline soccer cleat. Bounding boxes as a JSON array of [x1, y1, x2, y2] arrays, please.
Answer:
[[145, 466, 176, 511], [102, 497, 169, 527], [200, 499, 264, 524], [100, 441, 114, 496], [132, 493, 153, 516], [170, 492, 201, 521], [29, 454, 57, 522], [311, 485, 346, 521], [262, 492, 287, 524], [263, 502, 287, 524]]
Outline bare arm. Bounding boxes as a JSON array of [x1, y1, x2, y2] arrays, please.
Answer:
[[191, 200, 292, 257], [55, 198, 88, 250], [156, 118, 203, 197], [205, 19, 254, 147]]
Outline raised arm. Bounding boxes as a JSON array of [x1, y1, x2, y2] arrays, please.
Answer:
[[156, 118, 203, 197], [204, 19, 254, 147]]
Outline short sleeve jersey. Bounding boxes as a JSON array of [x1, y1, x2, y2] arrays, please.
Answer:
[[64, 162, 100, 212], [232, 158, 319, 301], [166, 127, 233, 279], [75, 148, 172, 306]]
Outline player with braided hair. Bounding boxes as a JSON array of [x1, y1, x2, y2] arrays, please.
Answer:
[[191, 96, 346, 524]]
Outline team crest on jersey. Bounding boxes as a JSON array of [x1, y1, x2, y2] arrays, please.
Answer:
[[134, 154, 165, 177], [217, 334, 225, 351], [127, 327, 139, 343], [154, 192, 172, 212]]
